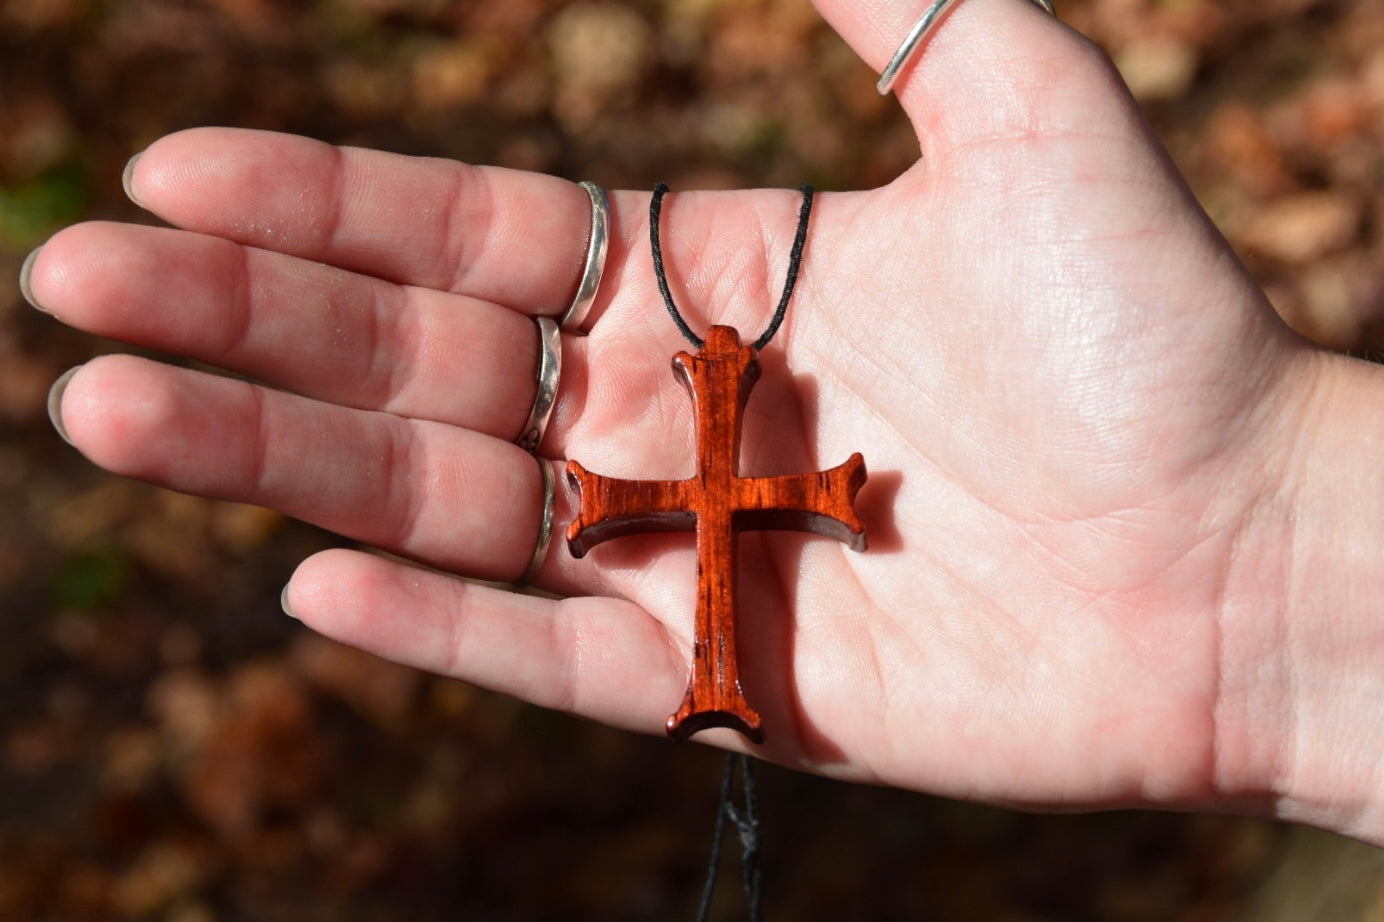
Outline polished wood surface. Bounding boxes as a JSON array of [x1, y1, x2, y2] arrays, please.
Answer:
[[566, 326, 867, 743]]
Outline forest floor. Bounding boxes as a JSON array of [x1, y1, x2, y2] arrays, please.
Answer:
[[1, 0, 1381, 919]]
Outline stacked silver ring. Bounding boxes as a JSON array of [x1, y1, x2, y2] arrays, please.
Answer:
[[516, 316, 561, 454], [559, 180, 610, 332], [512, 180, 610, 586], [515, 458, 554, 587], [876, 0, 1057, 95], [514, 181, 610, 455]]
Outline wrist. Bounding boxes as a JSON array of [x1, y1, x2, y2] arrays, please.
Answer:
[[1220, 350, 1384, 842]]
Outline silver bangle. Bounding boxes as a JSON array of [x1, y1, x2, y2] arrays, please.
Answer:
[[558, 181, 610, 332], [877, 0, 1057, 96], [516, 316, 561, 453], [515, 457, 554, 587]]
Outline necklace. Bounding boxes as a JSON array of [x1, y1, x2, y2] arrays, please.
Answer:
[[565, 183, 868, 744]]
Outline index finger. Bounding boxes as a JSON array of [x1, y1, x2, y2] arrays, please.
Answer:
[[125, 127, 605, 313]]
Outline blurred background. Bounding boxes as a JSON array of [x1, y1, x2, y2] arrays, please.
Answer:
[[1, 0, 1382, 919]]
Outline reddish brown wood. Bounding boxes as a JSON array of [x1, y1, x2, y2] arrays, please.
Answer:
[[565, 325, 867, 743]]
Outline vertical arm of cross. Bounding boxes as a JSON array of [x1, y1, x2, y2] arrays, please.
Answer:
[[664, 327, 765, 741]]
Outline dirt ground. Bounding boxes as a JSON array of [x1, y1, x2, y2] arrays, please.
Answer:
[[2, 0, 1382, 919]]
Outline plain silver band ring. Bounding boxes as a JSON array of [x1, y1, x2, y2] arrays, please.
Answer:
[[516, 316, 561, 453], [515, 457, 555, 587], [558, 181, 610, 332], [876, 0, 1057, 95]]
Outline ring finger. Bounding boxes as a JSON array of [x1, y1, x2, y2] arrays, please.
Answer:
[[51, 353, 579, 586]]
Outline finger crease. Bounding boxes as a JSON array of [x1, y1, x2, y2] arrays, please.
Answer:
[[441, 580, 473, 683], [366, 283, 412, 414], [321, 145, 352, 257], [380, 418, 427, 551], [219, 243, 257, 361], [242, 379, 272, 499], [548, 600, 583, 714], [440, 163, 494, 295]]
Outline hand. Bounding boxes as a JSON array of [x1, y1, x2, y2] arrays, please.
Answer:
[[24, 0, 1384, 841]]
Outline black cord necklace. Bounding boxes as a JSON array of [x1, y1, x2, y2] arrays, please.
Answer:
[[649, 181, 815, 350], [646, 183, 815, 922], [696, 754, 763, 922], [568, 182, 864, 920]]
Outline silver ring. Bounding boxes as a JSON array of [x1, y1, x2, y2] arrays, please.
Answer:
[[516, 316, 561, 453], [515, 457, 554, 587], [558, 181, 609, 332], [876, 0, 1057, 95]]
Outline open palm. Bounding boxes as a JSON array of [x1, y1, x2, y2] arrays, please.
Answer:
[[28, 0, 1332, 820]]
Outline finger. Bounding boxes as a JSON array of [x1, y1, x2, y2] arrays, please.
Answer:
[[125, 127, 612, 318], [29, 222, 586, 452], [283, 549, 687, 735], [122, 128, 819, 345], [812, 0, 1115, 153], [54, 355, 577, 584]]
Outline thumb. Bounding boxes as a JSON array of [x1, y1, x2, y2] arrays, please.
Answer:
[[813, 0, 1122, 158]]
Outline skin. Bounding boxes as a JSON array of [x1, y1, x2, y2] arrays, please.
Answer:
[[22, 0, 1384, 843]]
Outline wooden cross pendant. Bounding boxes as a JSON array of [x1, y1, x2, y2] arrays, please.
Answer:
[[565, 326, 867, 743]]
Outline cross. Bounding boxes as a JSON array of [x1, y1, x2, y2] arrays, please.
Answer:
[[565, 325, 867, 743]]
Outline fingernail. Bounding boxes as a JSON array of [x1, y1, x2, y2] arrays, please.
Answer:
[[19, 246, 45, 312], [281, 584, 300, 621], [48, 366, 81, 447], [122, 152, 143, 204]]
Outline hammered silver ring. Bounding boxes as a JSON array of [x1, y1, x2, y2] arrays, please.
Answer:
[[516, 316, 561, 453], [558, 180, 610, 332], [515, 457, 555, 587]]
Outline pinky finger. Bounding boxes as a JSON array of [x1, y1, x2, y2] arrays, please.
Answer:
[[282, 548, 686, 735]]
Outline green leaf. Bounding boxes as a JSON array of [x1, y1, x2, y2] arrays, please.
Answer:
[[0, 161, 91, 249], [51, 544, 128, 611]]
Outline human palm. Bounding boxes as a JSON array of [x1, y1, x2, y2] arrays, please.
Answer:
[[28, 0, 1326, 818]]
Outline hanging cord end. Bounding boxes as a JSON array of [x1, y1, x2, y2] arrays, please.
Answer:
[[695, 754, 765, 922]]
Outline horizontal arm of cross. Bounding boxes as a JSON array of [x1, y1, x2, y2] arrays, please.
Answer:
[[733, 452, 868, 551], [565, 461, 696, 558]]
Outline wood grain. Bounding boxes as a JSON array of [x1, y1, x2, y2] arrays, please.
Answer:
[[566, 326, 867, 743]]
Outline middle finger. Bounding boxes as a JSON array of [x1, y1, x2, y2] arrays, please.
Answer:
[[30, 221, 586, 451]]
